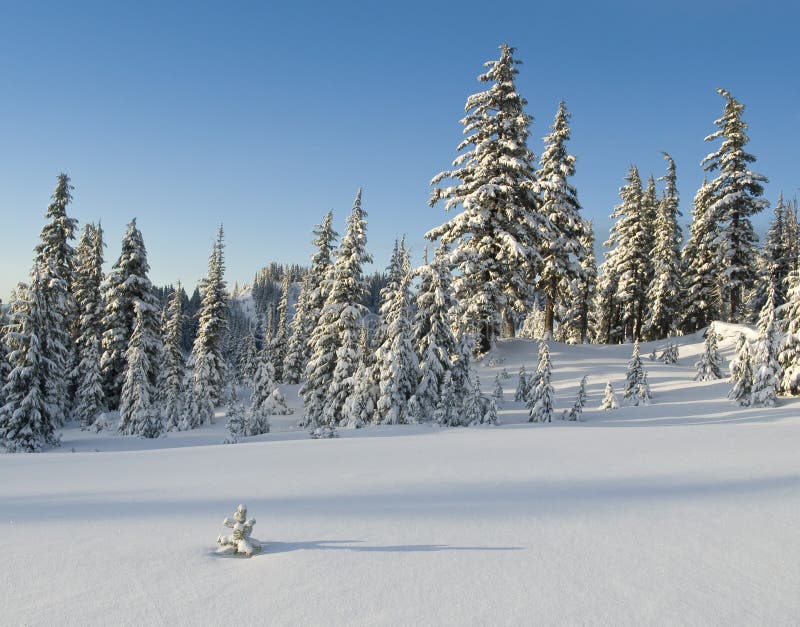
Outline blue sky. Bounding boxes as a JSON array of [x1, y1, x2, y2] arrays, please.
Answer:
[[0, 0, 798, 299]]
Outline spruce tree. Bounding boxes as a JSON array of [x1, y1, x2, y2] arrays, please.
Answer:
[[527, 341, 554, 423], [427, 44, 549, 351], [410, 245, 457, 421], [563, 375, 588, 421], [536, 100, 584, 338], [702, 88, 769, 321], [190, 225, 228, 409], [118, 304, 161, 437], [375, 250, 418, 425], [751, 286, 780, 407], [72, 223, 106, 428], [681, 180, 721, 332], [34, 173, 78, 426], [301, 191, 372, 428], [644, 153, 683, 340], [728, 333, 754, 406], [342, 330, 377, 428], [573, 221, 598, 343], [270, 271, 291, 382], [100, 219, 161, 408], [0, 301, 9, 409], [779, 265, 800, 394], [0, 274, 59, 452], [283, 212, 339, 384], [624, 340, 652, 405], [694, 325, 724, 381], [600, 381, 619, 410], [600, 166, 650, 342], [162, 284, 186, 431], [514, 365, 531, 402]]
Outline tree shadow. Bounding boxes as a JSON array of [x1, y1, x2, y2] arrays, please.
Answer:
[[210, 539, 522, 558]]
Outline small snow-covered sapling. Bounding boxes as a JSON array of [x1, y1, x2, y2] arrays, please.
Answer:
[[216, 504, 262, 557]]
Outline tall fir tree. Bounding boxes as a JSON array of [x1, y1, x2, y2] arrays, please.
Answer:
[[118, 303, 159, 436], [0, 301, 9, 409], [567, 220, 597, 343], [162, 284, 186, 431], [535, 100, 584, 338], [301, 191, 371, 427], [190, 225, 229, 410], [0, 274, 59, 452], [410, 244, 458, 421], [34, 173, 78, 425], [681, 179, 721, 332], [375, 250, 418, 425], [779, 264, 800, 394], [100, 219, 161, 408], [71, 223, 106, 427], [644, 153, 683, 340], [283, 213, 338, 383], [701, 88, 769, 321], [270, 271, 291, 382], [751, 285, 780, 407], [598, 166, 649, 341], [427, 44, 549, 352]]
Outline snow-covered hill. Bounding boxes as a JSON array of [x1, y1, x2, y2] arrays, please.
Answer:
[[2, 328, 799, 625]]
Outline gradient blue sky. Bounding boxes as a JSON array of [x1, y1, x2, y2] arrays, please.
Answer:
[[1, 0, 798, 299]]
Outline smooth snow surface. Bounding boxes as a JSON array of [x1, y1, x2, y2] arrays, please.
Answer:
[[2, 328, 799, 625]]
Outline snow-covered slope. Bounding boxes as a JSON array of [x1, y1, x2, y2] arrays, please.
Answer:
[[1, 328, 799, 625]]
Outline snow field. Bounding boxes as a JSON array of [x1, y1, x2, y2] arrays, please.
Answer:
[[1, 330, 799, 625]]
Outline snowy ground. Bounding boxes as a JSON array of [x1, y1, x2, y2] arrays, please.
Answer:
[[2, 327, 799, 625]]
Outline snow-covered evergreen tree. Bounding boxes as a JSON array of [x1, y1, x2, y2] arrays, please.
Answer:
[[527, 341, 554, 423], [426, 44, 549, 352], [779, 265, 800, 394], [514, 365, 531, 402], [237, 332, 259, 386], [375, 250, 418, 425], [71, 223, 106, 428], [223, 400, 247, 444], [572, 221, 598, 343], [694, 325, 724, 381], [623, 340, 652, 405], [118, 303, 161, 437], [600, 381, 619, 410], [462, 374, 485, 426], [162, 284, 186, 431], [659, 342, 679, 365], [728, 333, 754, 406], [190, 225, 228, 408], [0, 274, 59, 452], [410, 245, 458, 422], [681, 179, 721, 333], [644, 153, 683, 340], [433, 370, 459, 426], [283, 212, 338, 383], [492, 373, 503, 404], [599, 166, 650, 342], [751, 286, 780, 407], [0, 302, 9, 409], [33, 174, 78, 426], [270, 271, 291, 382], [216, 504, 261, 557], [301, 191, 371, 428], [250, 346, 276, 413], [536, 100, 584, 338], [701, 88, 769, 321], [562, 375, 588, 421], [100, 219, 161, 408]]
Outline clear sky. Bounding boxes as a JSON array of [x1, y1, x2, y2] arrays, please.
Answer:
[[0, 0, 798, 300]]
